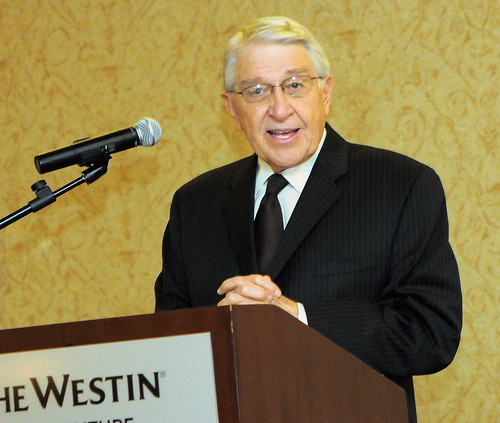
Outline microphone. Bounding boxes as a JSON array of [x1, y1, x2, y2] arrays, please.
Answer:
[[34, 118, 162, 174]]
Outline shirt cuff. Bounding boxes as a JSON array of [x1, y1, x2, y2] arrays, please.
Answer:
[[296, 302, 308, 325]]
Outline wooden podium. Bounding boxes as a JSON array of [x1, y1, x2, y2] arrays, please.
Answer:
[[0, 305, 408, 422]]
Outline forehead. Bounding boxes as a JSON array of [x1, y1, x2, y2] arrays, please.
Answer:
[[235, 42, 314, 84]]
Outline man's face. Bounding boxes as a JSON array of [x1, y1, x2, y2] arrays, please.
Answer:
[[222, 42, 333, 173]]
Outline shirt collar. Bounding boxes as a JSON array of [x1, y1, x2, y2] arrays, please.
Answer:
[[255, 128, 327, 195]]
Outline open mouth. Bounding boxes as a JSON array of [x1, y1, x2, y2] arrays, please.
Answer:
[[267, 129, 299, 139]]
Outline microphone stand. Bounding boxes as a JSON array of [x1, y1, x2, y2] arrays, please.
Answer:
[[0, 160, 109, 230]]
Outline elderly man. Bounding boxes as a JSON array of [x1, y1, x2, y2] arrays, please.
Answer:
[[155, 16, 462, 423]]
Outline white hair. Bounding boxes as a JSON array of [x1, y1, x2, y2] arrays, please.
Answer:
[[223, 16, 331, 91]]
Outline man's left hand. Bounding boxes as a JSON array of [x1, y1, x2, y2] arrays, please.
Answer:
[[217, 274, 299, 318]]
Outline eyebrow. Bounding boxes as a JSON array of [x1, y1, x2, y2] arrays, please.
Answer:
[[239, 68, 310, 87]]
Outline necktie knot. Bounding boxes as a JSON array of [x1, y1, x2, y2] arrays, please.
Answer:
[[266, 173, 288, 195]]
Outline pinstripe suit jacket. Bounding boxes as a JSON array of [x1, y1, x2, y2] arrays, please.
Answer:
[[155, 123, 462, 422]]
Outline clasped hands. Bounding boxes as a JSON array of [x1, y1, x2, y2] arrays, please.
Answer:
[[217, 274, 299, 318]]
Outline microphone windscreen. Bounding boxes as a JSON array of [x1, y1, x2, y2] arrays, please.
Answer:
[[135, 118, 162, 147]]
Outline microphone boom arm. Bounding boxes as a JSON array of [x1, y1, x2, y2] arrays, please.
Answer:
[[0, 160, 109, 230]]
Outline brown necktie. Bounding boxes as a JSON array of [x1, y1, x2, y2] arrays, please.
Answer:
[[254, 173, 288, 275]]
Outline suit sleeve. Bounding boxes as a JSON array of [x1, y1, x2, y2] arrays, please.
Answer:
[[154, 191, 192, 311], [302, 167, 462, 378]]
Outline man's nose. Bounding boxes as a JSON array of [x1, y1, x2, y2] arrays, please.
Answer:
[[268, 85, 293, 119]]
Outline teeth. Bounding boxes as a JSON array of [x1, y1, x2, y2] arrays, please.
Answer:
[[269, 129, 297, 139]]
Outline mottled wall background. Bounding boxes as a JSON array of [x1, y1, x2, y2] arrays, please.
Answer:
[[0, 0, 498, 421]]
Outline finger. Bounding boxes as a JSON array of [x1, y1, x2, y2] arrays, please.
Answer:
[[217, 292, 264, 306], [226, 282, 274, 302], [217, 275, 281, 298], [217, 276, 248, 295], [250, 275, 282, 298]]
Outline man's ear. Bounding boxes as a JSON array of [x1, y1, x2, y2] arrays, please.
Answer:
[[322, 76, 333, 115], [221, 92, 242, 130]]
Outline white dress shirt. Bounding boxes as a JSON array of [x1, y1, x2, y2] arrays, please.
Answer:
[[253, 129, 327, 324]]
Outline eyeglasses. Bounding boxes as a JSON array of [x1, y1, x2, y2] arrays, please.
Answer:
[[230, 75, 324, 104]]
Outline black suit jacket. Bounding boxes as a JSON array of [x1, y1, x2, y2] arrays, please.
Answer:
[[155, 124, 462, 422]]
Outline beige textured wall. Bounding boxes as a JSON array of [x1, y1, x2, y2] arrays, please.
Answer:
[[0, 1, 498, 421]]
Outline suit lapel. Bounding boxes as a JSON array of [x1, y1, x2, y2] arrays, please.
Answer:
[[222, 155, 259, 275], [270, 125, 349, 278]]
